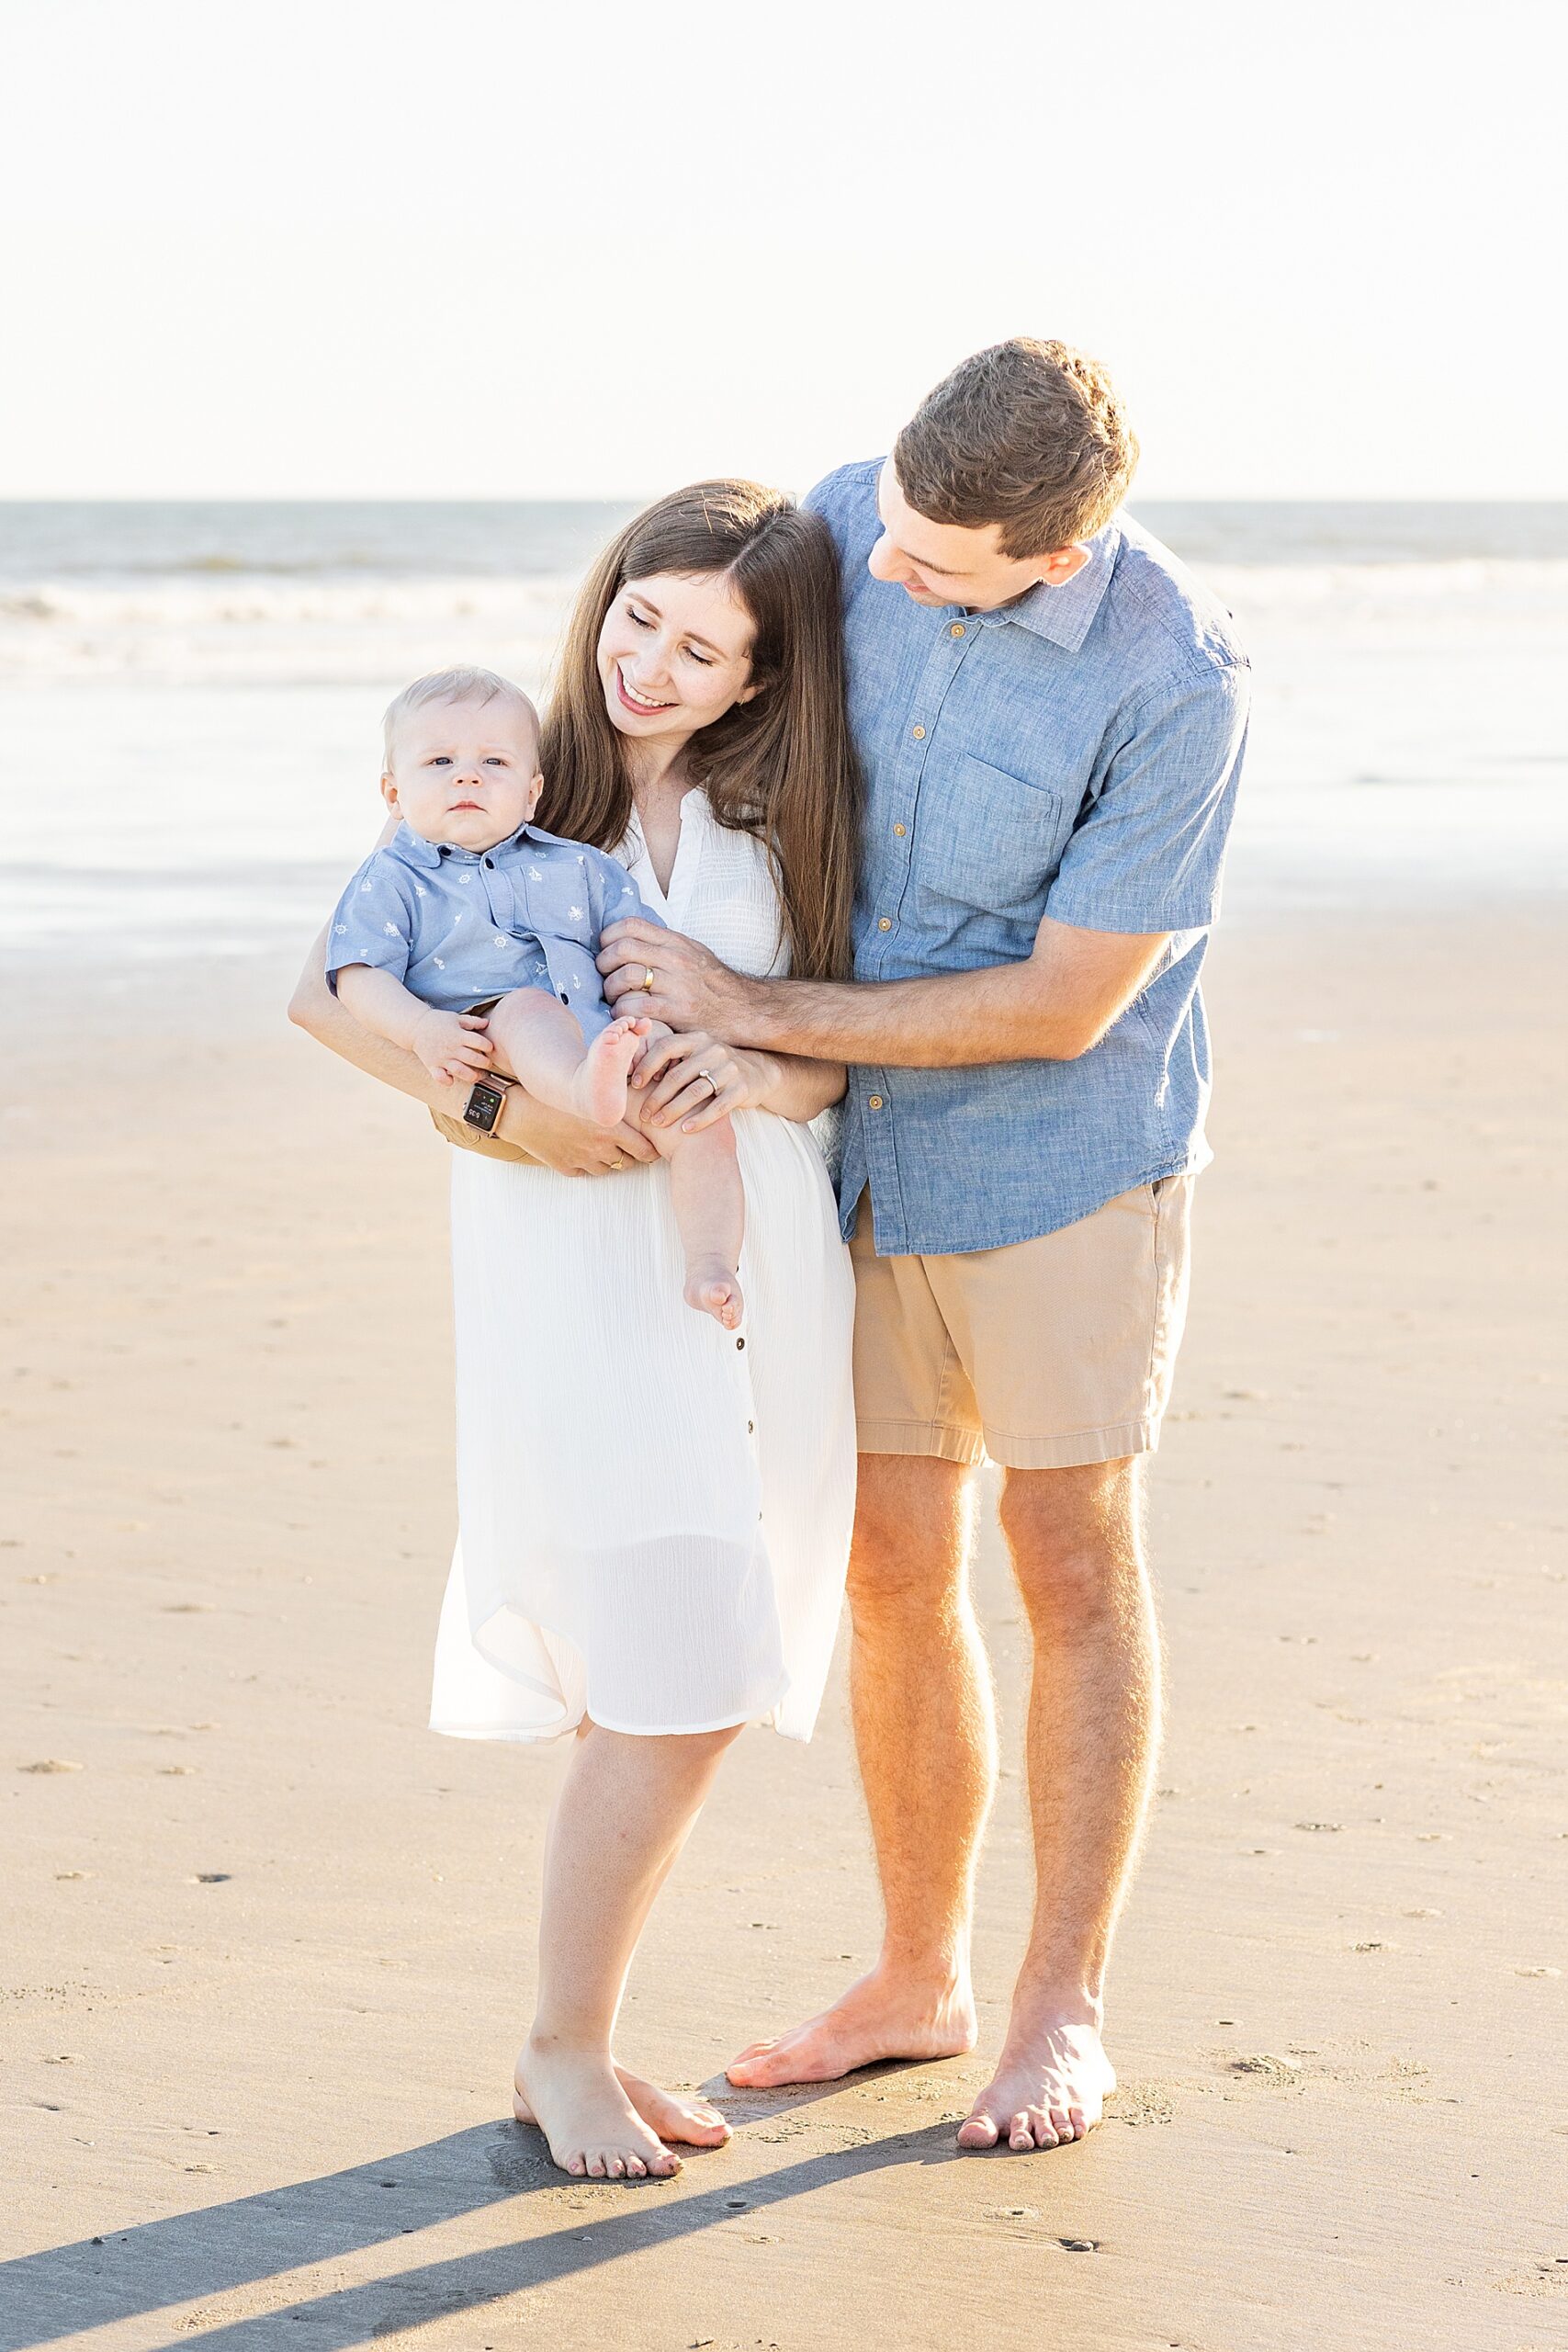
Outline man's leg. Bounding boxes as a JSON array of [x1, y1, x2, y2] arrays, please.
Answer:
[[726, 1451, 995, 2085], [957, 1455, 1159, 2151]]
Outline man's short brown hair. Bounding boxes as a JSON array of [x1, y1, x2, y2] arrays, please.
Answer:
[[893, 338, 1140, 560]]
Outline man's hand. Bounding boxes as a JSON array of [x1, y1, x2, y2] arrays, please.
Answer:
[[599, 918, 760, 1039], [411, 1008, 495, 1086]]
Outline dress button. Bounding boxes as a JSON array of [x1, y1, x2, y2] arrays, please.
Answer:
[[877, 916, 892, 932], [893, 822, 908, 837], [747, 1419, 755, 1434], [911, 724, 926, 741], [736, 1336, 746, 1351], [950, 623, 965, 638], [868, 1094, 884, 1110]]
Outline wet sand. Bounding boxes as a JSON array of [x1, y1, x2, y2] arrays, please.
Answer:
[[4, 903, 1566, 2351]]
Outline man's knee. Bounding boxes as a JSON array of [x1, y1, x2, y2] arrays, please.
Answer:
[[998, 1459, 1145, 1625], [848, 1452, 971, 1622]]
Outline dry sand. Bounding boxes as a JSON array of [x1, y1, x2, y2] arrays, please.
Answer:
[[3, 904, 1566, 2352]]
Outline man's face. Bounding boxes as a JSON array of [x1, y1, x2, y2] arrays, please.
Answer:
[[382, 697, 543, 852], [867, 462, 1089, 612]]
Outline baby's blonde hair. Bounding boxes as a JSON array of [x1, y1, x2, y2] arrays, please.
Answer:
[[381, 666, 539, 768]]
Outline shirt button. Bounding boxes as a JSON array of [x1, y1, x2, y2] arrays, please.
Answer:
[[868, 1094, 884, 1110], [950, 623, 965, 638], [893, 822, 908, 837], [911, 724, 926, 741], [483, 856, 494, 867], [877, 916, 893, 933]]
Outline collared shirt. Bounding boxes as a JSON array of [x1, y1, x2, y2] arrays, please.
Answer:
[[326, 819, 660, 1034], [805, 459, 1251, 1256]]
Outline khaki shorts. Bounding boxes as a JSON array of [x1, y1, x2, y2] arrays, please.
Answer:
[[850, 1179, 1194, 1471]]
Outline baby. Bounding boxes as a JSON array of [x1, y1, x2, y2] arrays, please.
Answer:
[[327, 666, 744, 1328]]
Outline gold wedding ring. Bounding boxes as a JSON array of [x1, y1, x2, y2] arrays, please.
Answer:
[[609, 1155, 626, 1170], [641, 966, 656, 993]]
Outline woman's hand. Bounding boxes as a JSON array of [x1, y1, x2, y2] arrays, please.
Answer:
[[499, 1090, 659, 1177], [629, 1028, 781, 1134]]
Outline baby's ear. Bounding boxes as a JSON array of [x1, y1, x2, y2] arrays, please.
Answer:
[[379, 772, 400, 812], [526, 769, 546, 811]]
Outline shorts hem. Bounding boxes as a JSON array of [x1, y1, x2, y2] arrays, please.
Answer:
[[981, 1418, 1158, 1471], [855, 1417, 987, 1468]]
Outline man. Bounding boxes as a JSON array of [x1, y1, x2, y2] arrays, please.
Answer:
[[601, 338, 1249, 2153]]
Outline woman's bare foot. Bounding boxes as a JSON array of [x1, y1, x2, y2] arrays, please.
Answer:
[[513, 2037, 679, 2179], [726, 1964, 977, 2088], [955, 2017, 1116, 2151], [683, 1256, 744, 1329], [614, 2067, 730, 2149], [570, 1017, 650, 1128]]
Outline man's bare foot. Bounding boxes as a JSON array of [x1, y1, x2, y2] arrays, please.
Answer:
[[726, 1965, 977, 2088], [683, 1256, 744, 1329], [513, 2037, 679, 2179], [570, 1017, 650, 1127], [955, 2017, 1116, 2152]]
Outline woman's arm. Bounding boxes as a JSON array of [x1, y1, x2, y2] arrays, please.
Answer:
[[288, 924, 656, 1175]]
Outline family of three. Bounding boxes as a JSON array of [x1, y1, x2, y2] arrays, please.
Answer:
[[290, 336, 1250, 2181]]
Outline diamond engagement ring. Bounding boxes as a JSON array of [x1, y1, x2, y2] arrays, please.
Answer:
[[697, 1069, 717, 1097]]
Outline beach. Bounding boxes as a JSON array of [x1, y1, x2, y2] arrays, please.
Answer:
[[6, 901, 1567, 2348], [4, 504, 1567, 2348]]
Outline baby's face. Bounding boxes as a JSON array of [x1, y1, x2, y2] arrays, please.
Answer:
[[383, 696, 543, 853]]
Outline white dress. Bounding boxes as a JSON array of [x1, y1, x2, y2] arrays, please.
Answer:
[[428, 788, 857, 1743]]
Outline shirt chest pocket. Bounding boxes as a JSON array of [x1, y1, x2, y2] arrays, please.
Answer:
[[913, 750, 1071, 921]]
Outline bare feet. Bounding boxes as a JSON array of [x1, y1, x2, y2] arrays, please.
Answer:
[[683, 1256, 744, 1329], [614, 2067, 730, 2150], [570, 1016, 650, 1128], [726, 1965, 977, 2088], [955, 2017, 1116, 2152], [513, 2037, 680, 2179]]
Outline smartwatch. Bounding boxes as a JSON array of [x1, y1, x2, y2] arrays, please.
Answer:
[[462, 1075, 513, 1137]]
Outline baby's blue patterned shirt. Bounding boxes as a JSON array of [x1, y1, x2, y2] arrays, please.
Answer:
[[326, 820, 660, 1035]]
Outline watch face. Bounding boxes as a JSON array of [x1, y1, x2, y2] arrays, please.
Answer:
[[465, 1082, 502, 1130]]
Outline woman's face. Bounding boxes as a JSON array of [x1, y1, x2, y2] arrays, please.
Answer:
[[595, 570, 760, 750]]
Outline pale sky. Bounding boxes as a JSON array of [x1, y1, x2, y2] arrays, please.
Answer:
[[5, 0, 1564, 501]]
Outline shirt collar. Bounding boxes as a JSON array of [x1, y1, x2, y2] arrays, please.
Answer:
[[977, 516, 1121, 652], [392, 818, 547, 868]]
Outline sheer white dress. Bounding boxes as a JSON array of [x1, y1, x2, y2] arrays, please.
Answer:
[[429, 788, 857, 1743]]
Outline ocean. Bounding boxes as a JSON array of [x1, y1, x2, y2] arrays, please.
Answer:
[[3, 499, 1565, 971]]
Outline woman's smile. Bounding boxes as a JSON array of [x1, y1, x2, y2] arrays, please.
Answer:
[[614, 663, 677, 716]]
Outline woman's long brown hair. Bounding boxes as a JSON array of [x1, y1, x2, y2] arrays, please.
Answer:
[[536, 481, 862, 983]]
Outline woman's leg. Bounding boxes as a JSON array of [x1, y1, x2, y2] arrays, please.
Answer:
[[515, 1717, 743, 2178]]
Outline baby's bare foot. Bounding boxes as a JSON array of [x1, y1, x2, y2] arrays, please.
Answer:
[[513, 2038, 678, 2180], [684, 1257, 744, 1329], [570, 1017, 649, 1128]]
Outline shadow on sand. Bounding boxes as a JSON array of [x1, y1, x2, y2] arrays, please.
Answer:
[[5, 2073, 969, 2351]]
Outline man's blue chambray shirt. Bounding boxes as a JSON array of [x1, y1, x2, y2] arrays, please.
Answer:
[[326, 820, 660, 1035], [804, 460, 1251, 1258]]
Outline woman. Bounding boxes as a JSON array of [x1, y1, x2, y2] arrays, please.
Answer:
[[290, 482, 860, 2182]]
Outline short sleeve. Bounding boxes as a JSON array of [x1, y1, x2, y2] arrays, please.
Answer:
[[587, 850, 665, 940], [325, 853, 417, 992], [1045, 661, 1250, 935]]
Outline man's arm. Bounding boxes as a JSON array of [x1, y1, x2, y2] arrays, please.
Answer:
[[600, 912, 1169, 1069]]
